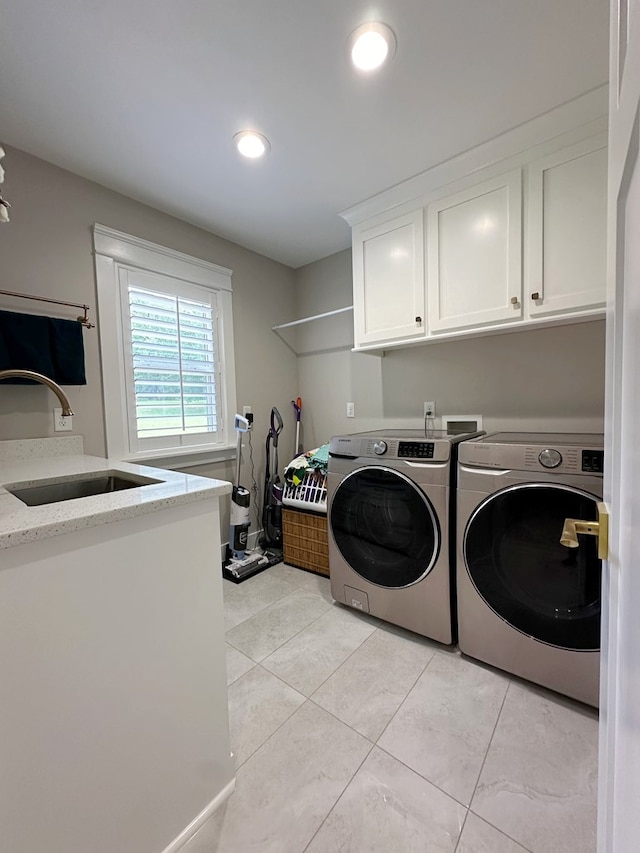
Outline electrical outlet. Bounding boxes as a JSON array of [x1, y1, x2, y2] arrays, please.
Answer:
[[346, 402, 355, 418], [53, 407, 73, 432], [424, 401, 436, 418], [242, 405, 253, 428]]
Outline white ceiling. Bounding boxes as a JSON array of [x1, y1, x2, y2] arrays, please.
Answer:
[[0, 1, 609, 268]]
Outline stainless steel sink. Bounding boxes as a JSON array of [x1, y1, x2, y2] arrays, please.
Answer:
[[7, 473, 161, 507]]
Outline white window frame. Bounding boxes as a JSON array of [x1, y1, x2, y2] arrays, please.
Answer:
[[93, 224, 237, 468]]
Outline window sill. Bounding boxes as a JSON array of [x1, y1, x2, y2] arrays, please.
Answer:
[[120, 444, 237, 471]]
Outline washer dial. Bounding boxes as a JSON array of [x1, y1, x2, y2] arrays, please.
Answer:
[[538, 448, 562, 469], [373, 440, 388, 456]]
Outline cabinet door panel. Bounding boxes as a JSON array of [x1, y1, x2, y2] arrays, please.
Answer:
[[527, 137, 607, 317], [427, 171, 522, 332], [353, 210, 425, 346]]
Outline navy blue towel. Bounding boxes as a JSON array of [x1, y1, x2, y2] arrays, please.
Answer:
[[0, 309, 87, 385]]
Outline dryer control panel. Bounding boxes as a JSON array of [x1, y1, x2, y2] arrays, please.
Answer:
[[582, 450, 604, 473], [459, 432, 605, 476]]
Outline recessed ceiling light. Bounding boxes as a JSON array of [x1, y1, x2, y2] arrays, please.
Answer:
[[233, 130, 271, 159], [348, 22, 396, 72]]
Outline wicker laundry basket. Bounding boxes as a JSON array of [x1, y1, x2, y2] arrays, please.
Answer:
[[282, 508, 329, 577], [281, 470, 329, 577]]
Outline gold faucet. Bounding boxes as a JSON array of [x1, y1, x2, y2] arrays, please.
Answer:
[[0, 369, 74, 416]]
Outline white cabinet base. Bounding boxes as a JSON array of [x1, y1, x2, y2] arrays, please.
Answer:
[[0, 498, 234, 853]]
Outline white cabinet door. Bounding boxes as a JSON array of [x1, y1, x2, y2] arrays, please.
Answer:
[[353, 210, 425, 347], [527, 135, 607, 318], [427, 170, 522, 333]]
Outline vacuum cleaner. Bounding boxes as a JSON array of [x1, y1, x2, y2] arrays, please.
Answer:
[[261, 407, 284, 556], [222, 414, 270, 583]]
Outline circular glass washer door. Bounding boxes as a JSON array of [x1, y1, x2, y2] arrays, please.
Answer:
[[330, 466, 440, 588], [464, 483, 601, 651]]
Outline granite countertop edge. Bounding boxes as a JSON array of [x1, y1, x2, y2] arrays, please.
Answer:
[[0, 453, 232, 550]]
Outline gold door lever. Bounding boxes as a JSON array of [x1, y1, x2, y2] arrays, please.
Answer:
[[560, 501, 609, 560]]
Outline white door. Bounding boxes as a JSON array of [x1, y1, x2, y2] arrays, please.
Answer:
[[599, 2, 640, 850]]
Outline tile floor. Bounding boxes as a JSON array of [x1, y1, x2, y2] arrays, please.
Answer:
[[185, 564, 599, 853]]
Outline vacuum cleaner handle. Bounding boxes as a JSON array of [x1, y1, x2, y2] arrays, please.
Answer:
[[270, 407, 284, 445]]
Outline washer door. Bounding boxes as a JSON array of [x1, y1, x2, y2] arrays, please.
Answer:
[[464, 484, 601, 651], [330, 466, 440, 588]]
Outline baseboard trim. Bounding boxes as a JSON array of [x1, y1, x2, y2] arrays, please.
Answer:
[[160, 778, 236, 853]]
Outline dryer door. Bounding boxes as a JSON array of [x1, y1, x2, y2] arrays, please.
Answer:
[[330, 466, 440, 588], [464, 483, 601, 650]]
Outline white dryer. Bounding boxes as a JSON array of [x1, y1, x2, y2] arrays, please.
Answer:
[[328, 429, 482, 644], [457, 432, 603, 707]]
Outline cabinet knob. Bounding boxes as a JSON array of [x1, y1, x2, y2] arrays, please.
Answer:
[[510, 297, 519, 305], [531, 292, 540, 301], [415, 316, 422, 324]]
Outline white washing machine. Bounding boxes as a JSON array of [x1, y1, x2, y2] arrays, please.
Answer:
[[457, 432, 604, 707], [328, 429, 482, 644]]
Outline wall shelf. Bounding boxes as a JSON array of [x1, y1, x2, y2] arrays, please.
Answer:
[[273, 305, 353, 355], [272, 305, 353, 331]]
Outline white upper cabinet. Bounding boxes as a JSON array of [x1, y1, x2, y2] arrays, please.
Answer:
[[344, 90, 608, 352], [426, 171, 523, 333], [353, 210, 426, 347], [526, 135, 607, 318]]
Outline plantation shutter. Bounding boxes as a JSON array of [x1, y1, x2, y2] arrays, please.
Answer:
[[127, 285, 219, 441]]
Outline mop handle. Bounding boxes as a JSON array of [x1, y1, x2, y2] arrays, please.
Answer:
[[292, 397, 302, 454]]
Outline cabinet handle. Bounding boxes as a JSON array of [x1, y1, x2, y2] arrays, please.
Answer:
[[531, 292, 540, 300], [415, 316, 422, 324], [510, 297, 519, 306]]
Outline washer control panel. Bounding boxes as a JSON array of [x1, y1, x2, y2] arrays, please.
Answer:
[[329, 433, 452, 462], [398, 441, 435, 459]]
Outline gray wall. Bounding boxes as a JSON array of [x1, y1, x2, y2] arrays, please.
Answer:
[[294, 249, 606, 448], [0, 146, 299, 535]]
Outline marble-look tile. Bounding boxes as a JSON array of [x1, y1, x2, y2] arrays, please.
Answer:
[[312, 625, 436, 740], [301, 572, 334, 603], [378, 652, 509, 805], [222, 573, 296, 631], [261, 604, 378, 696], [306, 746, 466, 853], [226, 587, 331, 661], [471, 683, 598, 853], [457, 813, 530, 853], [227, 666, 305, 767], [184, 701, 371, 853], [225, 643, 255, 686], [267, 562, 311, 587]]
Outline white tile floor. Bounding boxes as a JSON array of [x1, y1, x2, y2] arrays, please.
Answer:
[[185, 564, 598, 853]]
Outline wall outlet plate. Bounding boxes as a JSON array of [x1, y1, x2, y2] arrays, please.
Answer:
[[346, 402, 355, 418], [424, 401, 436, 417], [53, 407, 73, 432]]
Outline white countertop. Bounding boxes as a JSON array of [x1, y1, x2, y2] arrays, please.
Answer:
[[0, 439, 231, 550]]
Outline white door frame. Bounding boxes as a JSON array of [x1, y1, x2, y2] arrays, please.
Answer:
[[599, 1, 640, 850]]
